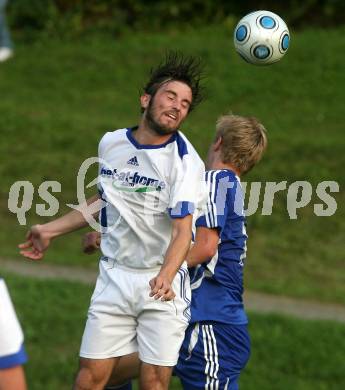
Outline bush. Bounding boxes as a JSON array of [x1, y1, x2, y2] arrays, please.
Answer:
[[7, 0, 345, 37]]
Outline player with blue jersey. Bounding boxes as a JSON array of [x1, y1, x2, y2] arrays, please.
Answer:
[[0, 278, 27, 390], [175, 114, 267, 390]]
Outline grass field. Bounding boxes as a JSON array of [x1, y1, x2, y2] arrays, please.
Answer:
[[5, 272, 345, 390], [0, 25, 344, 306]]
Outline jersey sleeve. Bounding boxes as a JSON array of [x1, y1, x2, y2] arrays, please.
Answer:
[[168, 144, 206, 219], [97, 132, 112, 191], [98, 132, 109, 160], [196, 170, 235, 230], [97, 132, 112, 228]]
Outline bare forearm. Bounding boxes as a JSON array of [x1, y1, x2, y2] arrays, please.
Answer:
[[149, 215, 192, 301], [40, 194, 100, 239], [160, 231, 192, 280]]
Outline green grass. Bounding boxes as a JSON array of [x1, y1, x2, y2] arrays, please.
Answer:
[[0, 26, 344, 303], [4, 274, 90, 389], [5, 273, 345, 390]]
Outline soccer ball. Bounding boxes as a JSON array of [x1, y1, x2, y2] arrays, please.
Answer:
[[234, 10, 290, 65]]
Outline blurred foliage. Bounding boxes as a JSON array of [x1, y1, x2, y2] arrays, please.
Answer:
[[7, 0, 345, 37]]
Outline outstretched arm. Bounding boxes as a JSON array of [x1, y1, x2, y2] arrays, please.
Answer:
[[18, 194, 100, 260], [149, 214, 192, 301], [186, 226, 219, 268]]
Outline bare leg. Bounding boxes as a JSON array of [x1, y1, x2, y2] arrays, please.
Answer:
[[139, 363, 173, 390], [74, 357, 119, 390], [107, 353, 140, 386], [0, 365, 27, 390]]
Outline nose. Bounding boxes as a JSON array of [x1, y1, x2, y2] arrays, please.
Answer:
[[172, 99, 181, 112]]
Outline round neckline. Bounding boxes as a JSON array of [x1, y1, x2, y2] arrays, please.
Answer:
[[126, 127, 177, 150]]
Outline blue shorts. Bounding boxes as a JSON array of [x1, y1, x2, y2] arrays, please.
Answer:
[[175, 321, 250, 390], [0, 343, 27, 369]]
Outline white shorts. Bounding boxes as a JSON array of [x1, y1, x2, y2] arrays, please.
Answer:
[[0, 279, 27, 369], [80, 258, 191, 366]]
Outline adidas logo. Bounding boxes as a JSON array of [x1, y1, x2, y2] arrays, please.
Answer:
[[127, 156, 139, 166]]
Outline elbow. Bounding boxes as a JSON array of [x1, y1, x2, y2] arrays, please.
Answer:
[[204, 244, 217, 259]]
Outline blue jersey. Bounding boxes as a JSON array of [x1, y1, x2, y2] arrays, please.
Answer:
[[190, 169, 248, 325]]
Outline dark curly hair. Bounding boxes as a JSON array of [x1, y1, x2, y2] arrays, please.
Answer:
[[142, 51, 205, 112]]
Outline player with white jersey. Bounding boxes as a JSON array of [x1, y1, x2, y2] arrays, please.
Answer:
[[0, 278, 27, 390], [97, 126, 204, 270], [82, 114, 268, 390], [19, 52, 206, 390], [176, 115, 267, 390], [80, 126, 205, 364]]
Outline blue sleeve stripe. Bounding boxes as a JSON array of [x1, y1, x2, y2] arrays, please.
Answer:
[[204, 171, 211, 227], [98, 187, 107, 228], [205, 170, 231, 228], [0, 344, 27, 369], [169, 201, 195, 219], [206, 171, 213, 226], [175, 132, 189, 159], [211, 171, 218, 226], [204, 171, 210, 227], [205, 170, 219, 228]]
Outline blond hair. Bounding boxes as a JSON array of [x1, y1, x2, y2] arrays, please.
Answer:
[[215, 114, 267, 175]]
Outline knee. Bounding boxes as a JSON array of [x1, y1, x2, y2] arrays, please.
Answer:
[[140, 364, 172, 390], [74, 365, 105, 390], [74, 366, 94, 390]]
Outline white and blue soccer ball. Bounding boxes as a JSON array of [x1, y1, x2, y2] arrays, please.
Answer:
[[234, 10, 290, 65]]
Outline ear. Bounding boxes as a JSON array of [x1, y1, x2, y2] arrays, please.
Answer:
[[213, 136, 222, 151], [140, 94, 151, 110]]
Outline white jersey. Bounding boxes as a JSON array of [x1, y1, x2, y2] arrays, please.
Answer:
[[98, 127, 206, 269], [0, 279, 24, 358]]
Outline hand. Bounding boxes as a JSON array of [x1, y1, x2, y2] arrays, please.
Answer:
[[18, 225, 51, 260], [82, 231, 101, 254], [149, 274, 176, 301]]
